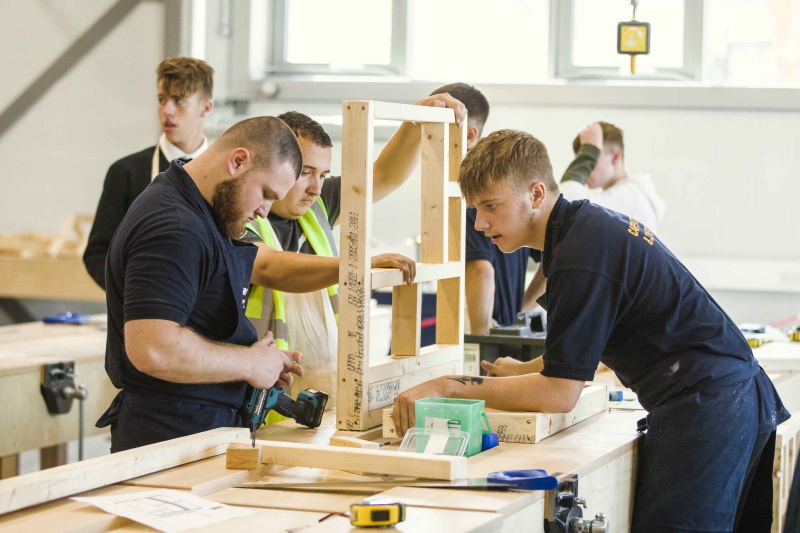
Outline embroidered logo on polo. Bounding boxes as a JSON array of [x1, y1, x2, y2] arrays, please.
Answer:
[[627, 217, 654, 246], [242, 286, 249, 309]]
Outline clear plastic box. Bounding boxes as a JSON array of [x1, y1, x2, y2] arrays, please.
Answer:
[[398, 428, 469, 457]]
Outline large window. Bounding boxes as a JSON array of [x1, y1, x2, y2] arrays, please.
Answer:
[[244, 0, 800, 87], [268, 0, 407, 76], [554, 0, 702, 80], [704, 0, 800, 87]]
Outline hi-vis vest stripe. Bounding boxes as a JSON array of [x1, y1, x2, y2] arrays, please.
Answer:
[[244, 198, 339, 349]]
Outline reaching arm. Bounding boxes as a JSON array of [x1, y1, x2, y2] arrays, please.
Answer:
[[250, 243, 417, 291], [391, 374, 585, 436], [522, 263, 546, 312], [465, 260, 495, 335], [372, 94, 467, 203], [125, 320, 303, 390]]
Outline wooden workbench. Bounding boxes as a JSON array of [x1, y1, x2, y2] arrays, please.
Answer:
[[0, 318, 116, 475], [0, 256, 105, 303], [0, 407, 641, 533]]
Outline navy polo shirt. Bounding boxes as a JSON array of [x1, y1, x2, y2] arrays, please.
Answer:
[[539, 195, 758, 411], [465, 207, 539, 326], [105, 162, 258, 408]]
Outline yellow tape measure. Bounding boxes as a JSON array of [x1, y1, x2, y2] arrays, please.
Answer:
[[350, 499, 406, 527], [790, 327, 800, 342]]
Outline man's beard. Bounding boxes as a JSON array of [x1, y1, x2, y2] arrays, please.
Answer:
[[212, 176, 248, 239]]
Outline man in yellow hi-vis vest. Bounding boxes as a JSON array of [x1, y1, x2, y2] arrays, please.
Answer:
[[241, 96, 467, 408]]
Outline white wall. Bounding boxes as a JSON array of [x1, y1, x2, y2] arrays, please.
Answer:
[[1, 2, 798, 325], [0, 0, 166, 235]]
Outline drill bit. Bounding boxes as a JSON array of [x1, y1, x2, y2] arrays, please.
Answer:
[[251, 428, 256, 448]]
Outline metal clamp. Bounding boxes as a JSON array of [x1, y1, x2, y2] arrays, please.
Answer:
[[40, 362, 89, 460], [545, 474, 610, 533]]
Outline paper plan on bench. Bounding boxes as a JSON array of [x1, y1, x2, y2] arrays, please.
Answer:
[[74, 488, 253, 533]]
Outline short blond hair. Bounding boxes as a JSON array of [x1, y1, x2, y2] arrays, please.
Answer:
[[459, 129, 558, 202], [157, 56, 214, 101]]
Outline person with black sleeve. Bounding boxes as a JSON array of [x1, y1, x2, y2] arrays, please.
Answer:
[[83, 56, 214, 289], [392, 129, 789, 532], [96, 116, 304, 452]]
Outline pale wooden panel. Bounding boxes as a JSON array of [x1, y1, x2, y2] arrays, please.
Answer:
[[773, 415, 800, 532], [449, 121, 467, 182], [0, 257, 104, 302], [0, 360, 116, 457], [372, 101, 456, 123], [380, 486, 536, 516], [0, 456, 18, 480], [368, 358, 463, 413], [337, 101, 375, 431], [0, 485, 148, 533], [391, 283, 421, 357], [371, 261, 462, 290], [108, 507, 326, 533], [208, 487, 365, 514], [329, 435, 380, 450], [579, 449, 637, 533], [435, 277, 462, 346], [0, 325, 106, 379], [246, 440, 466, 480], [369, 344, 462, 384], [420, 122, 448, 264], [383, 385, 609, 443], [0, 427, 247, 516], [123, 456, 269, 495], [40, 444, 68, 470], [297, 506, 502, 533]]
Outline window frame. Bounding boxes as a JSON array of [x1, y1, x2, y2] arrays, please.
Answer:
[[267, 0, 409, 76], [550, 0, 704, 81]]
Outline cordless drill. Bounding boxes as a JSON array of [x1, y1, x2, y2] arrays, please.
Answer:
[[243, 386, 328, 447]]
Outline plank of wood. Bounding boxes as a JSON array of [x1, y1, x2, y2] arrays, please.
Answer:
[[420, 122, 449, 264], [226, 442, 262, 470], [382, 385, 609, 443], [123, 455, 269, 496], [0, 427, 247, 516], [372, 101, 456, 123], [337, 100, 375, 432], [371, 261, 462, 290], [0, 360, 117, 457], [40, 444, 68, 470], [435, 277, 463, 345], [773, 415, 800, 532], [391, 283, 421, 357], [368, 344, 462, 384], [296, 505, 502, 533], [0, 326, 107, 379], [208, 487, 365, 514], [108, 506, 327, 533], [329, 436, 380, 450], [0, 455, 18, 480], [239, 440, 466, 480], [0, 484, 147, 533], [367, 357, 463, 415], [380, 486, 535, 516], [0, 257, 105, 302]]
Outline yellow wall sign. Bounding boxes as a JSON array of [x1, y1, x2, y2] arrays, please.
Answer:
[[617, 21, 650, 55]]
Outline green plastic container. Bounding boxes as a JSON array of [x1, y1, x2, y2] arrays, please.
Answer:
[[415, 398, 491, 457]]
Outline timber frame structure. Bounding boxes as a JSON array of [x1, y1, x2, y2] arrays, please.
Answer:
[[336, 100, 467, 431]]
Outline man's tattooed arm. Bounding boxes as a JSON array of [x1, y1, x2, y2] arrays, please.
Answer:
[[448, 376, 484, 386]]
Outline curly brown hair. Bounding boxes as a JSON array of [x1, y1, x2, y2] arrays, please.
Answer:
[[156, 56, 214, 101], [277, 111, 333, 148], [459, 129, 557, 203]]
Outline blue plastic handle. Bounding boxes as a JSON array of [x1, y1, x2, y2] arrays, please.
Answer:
[[487, 469, 558, 491], [42, 312, 91, 325]]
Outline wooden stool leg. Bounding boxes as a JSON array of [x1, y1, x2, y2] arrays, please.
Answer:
[[0, 454, 19, 478], [40, 444, 68, 469]]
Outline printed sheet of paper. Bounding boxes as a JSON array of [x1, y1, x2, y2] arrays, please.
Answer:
[[74, 488, 253, 533]]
